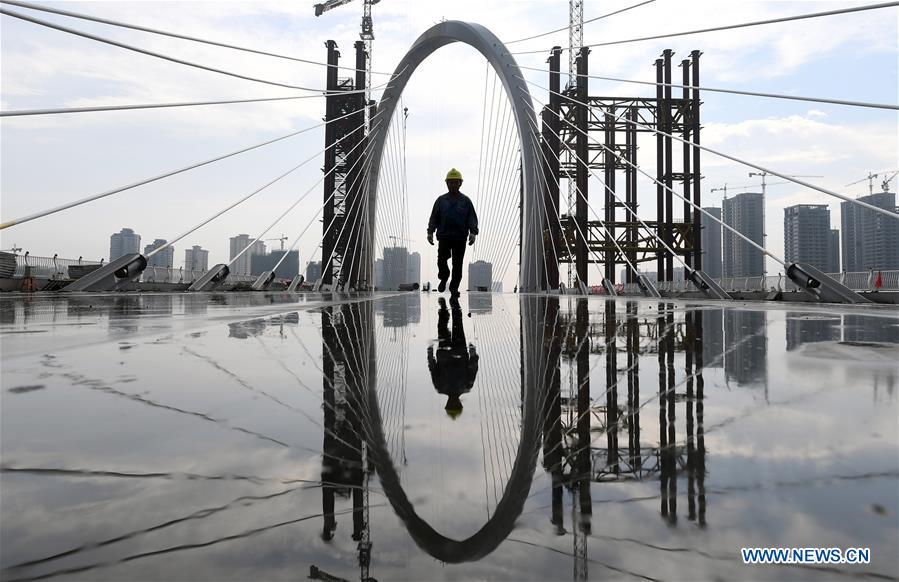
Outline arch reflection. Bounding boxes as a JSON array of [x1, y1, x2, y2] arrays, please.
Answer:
[[316, 295, 710, 571]]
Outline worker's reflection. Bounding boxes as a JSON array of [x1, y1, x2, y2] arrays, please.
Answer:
[[428, 297, 479, 419]]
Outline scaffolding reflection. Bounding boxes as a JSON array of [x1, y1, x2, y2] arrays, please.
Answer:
[[319, 301, 374, 581]]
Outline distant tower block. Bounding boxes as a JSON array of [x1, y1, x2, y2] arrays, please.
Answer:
[[468, 260, 492, 291]]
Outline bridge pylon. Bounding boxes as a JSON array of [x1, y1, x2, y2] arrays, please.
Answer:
[[322, 40, 369, 290]]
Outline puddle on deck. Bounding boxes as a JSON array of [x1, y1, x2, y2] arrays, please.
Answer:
[[1, 292, 897, 581]]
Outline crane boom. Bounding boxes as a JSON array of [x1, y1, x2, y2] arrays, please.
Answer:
[[845, 170, 898, 195], [313, 0, 355, 16], [387, 235, 414, 247], [881, 171, 898, 193], [313, 0, 381, 132], [264, 234, 288, 251], [566, 0, 583, 289]]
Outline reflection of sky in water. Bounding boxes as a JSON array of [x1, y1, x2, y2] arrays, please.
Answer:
[[1, 293, 897, 581]]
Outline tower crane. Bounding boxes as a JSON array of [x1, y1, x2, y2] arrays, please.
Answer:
[[845, 171, 898, 196], [846, 172, 879, 196], [710, 184, 730, 199], [387, 235, 414, 247], [264, 234, 288, 251], [313, 0, 380, 114], [746, 172, 821, 279], [566, 0, 584, 290]]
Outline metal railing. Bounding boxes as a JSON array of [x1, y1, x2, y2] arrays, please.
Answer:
[[620, 270, 899, 295], [5, 254, 896, 293], [3, 255, 259, 287], [9, 254, 102, 279], [140, 266, 205, 284], [225, 273, 258, 284], [138, 267, 257, 285]]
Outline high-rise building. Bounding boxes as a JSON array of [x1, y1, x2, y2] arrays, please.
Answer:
[[382, 246, 409, 290], [724, 310, 767, 389], [702, 308, 724, 369], [468, 260, 492, 290], [783, 204, 830, 271], [701, 207, 723, 278], [109, 228, 141, 261], [251, 250, 299, 278], [841, 192, 899, 271], [406, 252, 421, 286], [184, 245, 209, 272], [378, 293, 421, 327], [144, 239, 173, 268], [722, 192, 764, 277], [785, 312, 840, 351], [373, 259, 384, 289], [842, 200, 862, 271], [469, 293, 493, 313], [827, 229, 840, 274], [843, 313, 899, 344], [229, 234, 266, 276], [306, 261, 322, 284]]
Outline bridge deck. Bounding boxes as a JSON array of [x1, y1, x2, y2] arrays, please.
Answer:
[[1, 292, 897, 580]]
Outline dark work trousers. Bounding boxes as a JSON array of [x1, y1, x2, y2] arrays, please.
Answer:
[[437, 238, 467, 292]]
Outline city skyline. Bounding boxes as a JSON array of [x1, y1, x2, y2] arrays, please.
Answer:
[[64, 191, 899, 282]]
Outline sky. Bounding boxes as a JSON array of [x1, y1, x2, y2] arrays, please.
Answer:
[[1, 0, 897, 290]]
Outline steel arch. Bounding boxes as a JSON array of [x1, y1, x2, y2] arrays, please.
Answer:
[[365, 20, 543, 291], [360, 296, 548, 563]]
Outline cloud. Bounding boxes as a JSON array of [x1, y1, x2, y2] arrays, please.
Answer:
[[702, 113, 894, 181], [696, 111, 896, 274]]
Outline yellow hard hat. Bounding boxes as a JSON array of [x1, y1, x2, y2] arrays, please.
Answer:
[[445, 168, 463, 181], [445, 396, 463, 420], [445, 404, 462, 420]]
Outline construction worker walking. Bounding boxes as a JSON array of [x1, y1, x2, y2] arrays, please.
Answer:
[[427, 168, 479, 296]]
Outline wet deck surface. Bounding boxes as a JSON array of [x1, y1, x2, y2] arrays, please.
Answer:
[[1, 292, 897, 581]]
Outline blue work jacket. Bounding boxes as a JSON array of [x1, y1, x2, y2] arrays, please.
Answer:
[[427, 192, 479, 241]]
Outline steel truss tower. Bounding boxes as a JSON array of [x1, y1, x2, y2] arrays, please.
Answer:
[[323, 40, 369, 289], [540, 48, 703, 289]]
